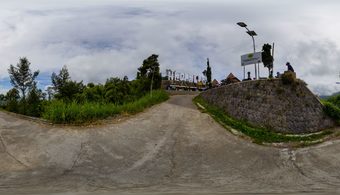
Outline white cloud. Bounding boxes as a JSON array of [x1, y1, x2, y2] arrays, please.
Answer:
[[0, 0, 340, 95]]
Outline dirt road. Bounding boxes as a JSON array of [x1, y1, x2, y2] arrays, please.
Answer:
[[1, 95, 340, 194]]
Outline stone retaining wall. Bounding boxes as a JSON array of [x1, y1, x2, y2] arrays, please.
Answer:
[[200, 79, 335, 133]]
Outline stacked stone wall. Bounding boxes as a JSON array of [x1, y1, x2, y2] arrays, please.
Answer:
[[200, 79, 335, 133]]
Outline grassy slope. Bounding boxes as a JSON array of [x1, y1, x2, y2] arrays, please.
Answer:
[[321, 94, 340, 124], [43, 90, 169, 124], [193, 95, 332, 144]]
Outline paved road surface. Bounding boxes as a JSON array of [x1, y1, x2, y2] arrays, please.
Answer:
[[1, 95, 340, 194]]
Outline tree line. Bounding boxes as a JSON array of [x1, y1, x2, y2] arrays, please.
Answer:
[[0, 54, 162, 117]]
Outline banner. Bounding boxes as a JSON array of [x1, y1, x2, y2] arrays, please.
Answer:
[[241, 52, 262, 66]]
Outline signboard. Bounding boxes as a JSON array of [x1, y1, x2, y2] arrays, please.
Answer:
[[241, 52, 262, 66]]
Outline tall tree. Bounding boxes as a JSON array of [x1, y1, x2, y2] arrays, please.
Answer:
[[8, 57, 39, 101], [26, 83, 44, 117], [206, 58, 212, 88], [51, 65, 84, 101], [51, 65, 70, 94], [0, 94, 6, 108], [5, 88, 20, 112], [261, 43, 274, 78], [136, 54, 161, 94]]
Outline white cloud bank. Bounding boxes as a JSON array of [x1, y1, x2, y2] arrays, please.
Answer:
[[0, 0, 339, 95]]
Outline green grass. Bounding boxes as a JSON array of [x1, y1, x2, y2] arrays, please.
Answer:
[[193, 95, 332, 144], [42, 90, 169, 124], [321, 101, 340, 124]]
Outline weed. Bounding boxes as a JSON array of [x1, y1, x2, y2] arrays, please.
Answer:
[[194, 95, 332, 144], [43, 90, 169, 124], [321, 100, 340, 124]]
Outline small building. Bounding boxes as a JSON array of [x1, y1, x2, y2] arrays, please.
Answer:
[[221, 73, 240, 85], [212, 79, 219, 88]]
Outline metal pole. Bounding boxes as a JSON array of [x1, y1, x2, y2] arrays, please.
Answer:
[[251, 35, 257, 79], [246, 26, 257, 80], [243, 66, 245, 80]]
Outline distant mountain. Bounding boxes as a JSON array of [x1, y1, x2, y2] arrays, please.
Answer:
[[320, 91, 340, 100]]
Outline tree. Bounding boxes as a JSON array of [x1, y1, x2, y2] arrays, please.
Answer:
[[83, 83, 105, 103], [0, 94, 6, 108], [262, 43, 274, 78], [136, 54, 161, 94], [51, 65, 84, 101], [26, 83, 44, 117], [8, 57, 39, 101], [46, 86, 54, 101], [203, 58, 212, 88], [104, 77, 131, 104], [5, 88, 20, 112], [51, 65, 70, 95]]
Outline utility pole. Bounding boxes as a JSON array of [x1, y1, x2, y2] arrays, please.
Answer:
[[237, 22, 258, 79]]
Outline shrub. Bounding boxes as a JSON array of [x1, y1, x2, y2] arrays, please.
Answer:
[[322, 101, 340, 124], [42, 90, 169, 124], [281, 71, 296, 85], [327, 94, 340, 108]]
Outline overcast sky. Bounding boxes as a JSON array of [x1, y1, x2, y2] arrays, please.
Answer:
[[0, 0, 340, 95]]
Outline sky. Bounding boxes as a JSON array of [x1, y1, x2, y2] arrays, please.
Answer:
[[0, 0, 340, 95]]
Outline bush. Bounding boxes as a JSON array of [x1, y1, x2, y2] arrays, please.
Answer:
[[326, 94, 340, 108], [42, 90, 169, 124], [322, 101, 340, 124], [281, 71, 296, 85]]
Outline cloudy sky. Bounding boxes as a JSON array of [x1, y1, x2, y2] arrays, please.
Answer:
[[0, 0, 340, 95]]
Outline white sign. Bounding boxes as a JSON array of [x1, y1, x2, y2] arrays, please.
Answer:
[[241, 52, 262, 66]]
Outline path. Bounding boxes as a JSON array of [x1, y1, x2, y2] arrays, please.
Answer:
[[1, 95, 340, 194]]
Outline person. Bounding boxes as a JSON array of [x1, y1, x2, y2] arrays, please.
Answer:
[[286, 62, 294, 72], [276, 72, 281, 78], [247, 72, 252, 80]]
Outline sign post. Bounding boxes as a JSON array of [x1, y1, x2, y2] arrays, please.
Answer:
[[241, 52, 262, 80], [241, 52, 262, 66]]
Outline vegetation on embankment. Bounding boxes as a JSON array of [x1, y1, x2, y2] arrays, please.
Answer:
[[0, 54, 165, 124], [322, 93, 340, 124], [43, 90, 168, 124], [193, 95, 333, 145]]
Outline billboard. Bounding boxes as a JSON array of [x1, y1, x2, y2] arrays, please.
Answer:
[[241, 52, 262, 66]]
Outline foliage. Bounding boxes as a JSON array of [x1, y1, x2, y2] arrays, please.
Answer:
[[136, 54, 162, 93], [104, 76, 132, 104], [194, 95, 332, 144], [8, 57, 39, 101], [281, 71, 296, 85], [3, 54, 166, 122], [322, 94, 340, 124], [203, 58, 212, 88], [51, 65, 85, 101], [261, 43, 274, 78], [26, 84, 44, 117], [6, 57, 43, 116], [42, 90, 169, 124], [326, 93, 340, 108], [5, 88, 20, 112], [0, 94, 6, 108]]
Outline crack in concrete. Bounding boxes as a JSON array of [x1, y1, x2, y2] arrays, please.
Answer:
[[0, 133, 29, 168], [284, 149, 307, 178], [167, 130, 178, 179], [64, 142, 86, 174]]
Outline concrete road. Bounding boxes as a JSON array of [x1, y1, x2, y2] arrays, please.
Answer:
[[1, 95, 340, 194]]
